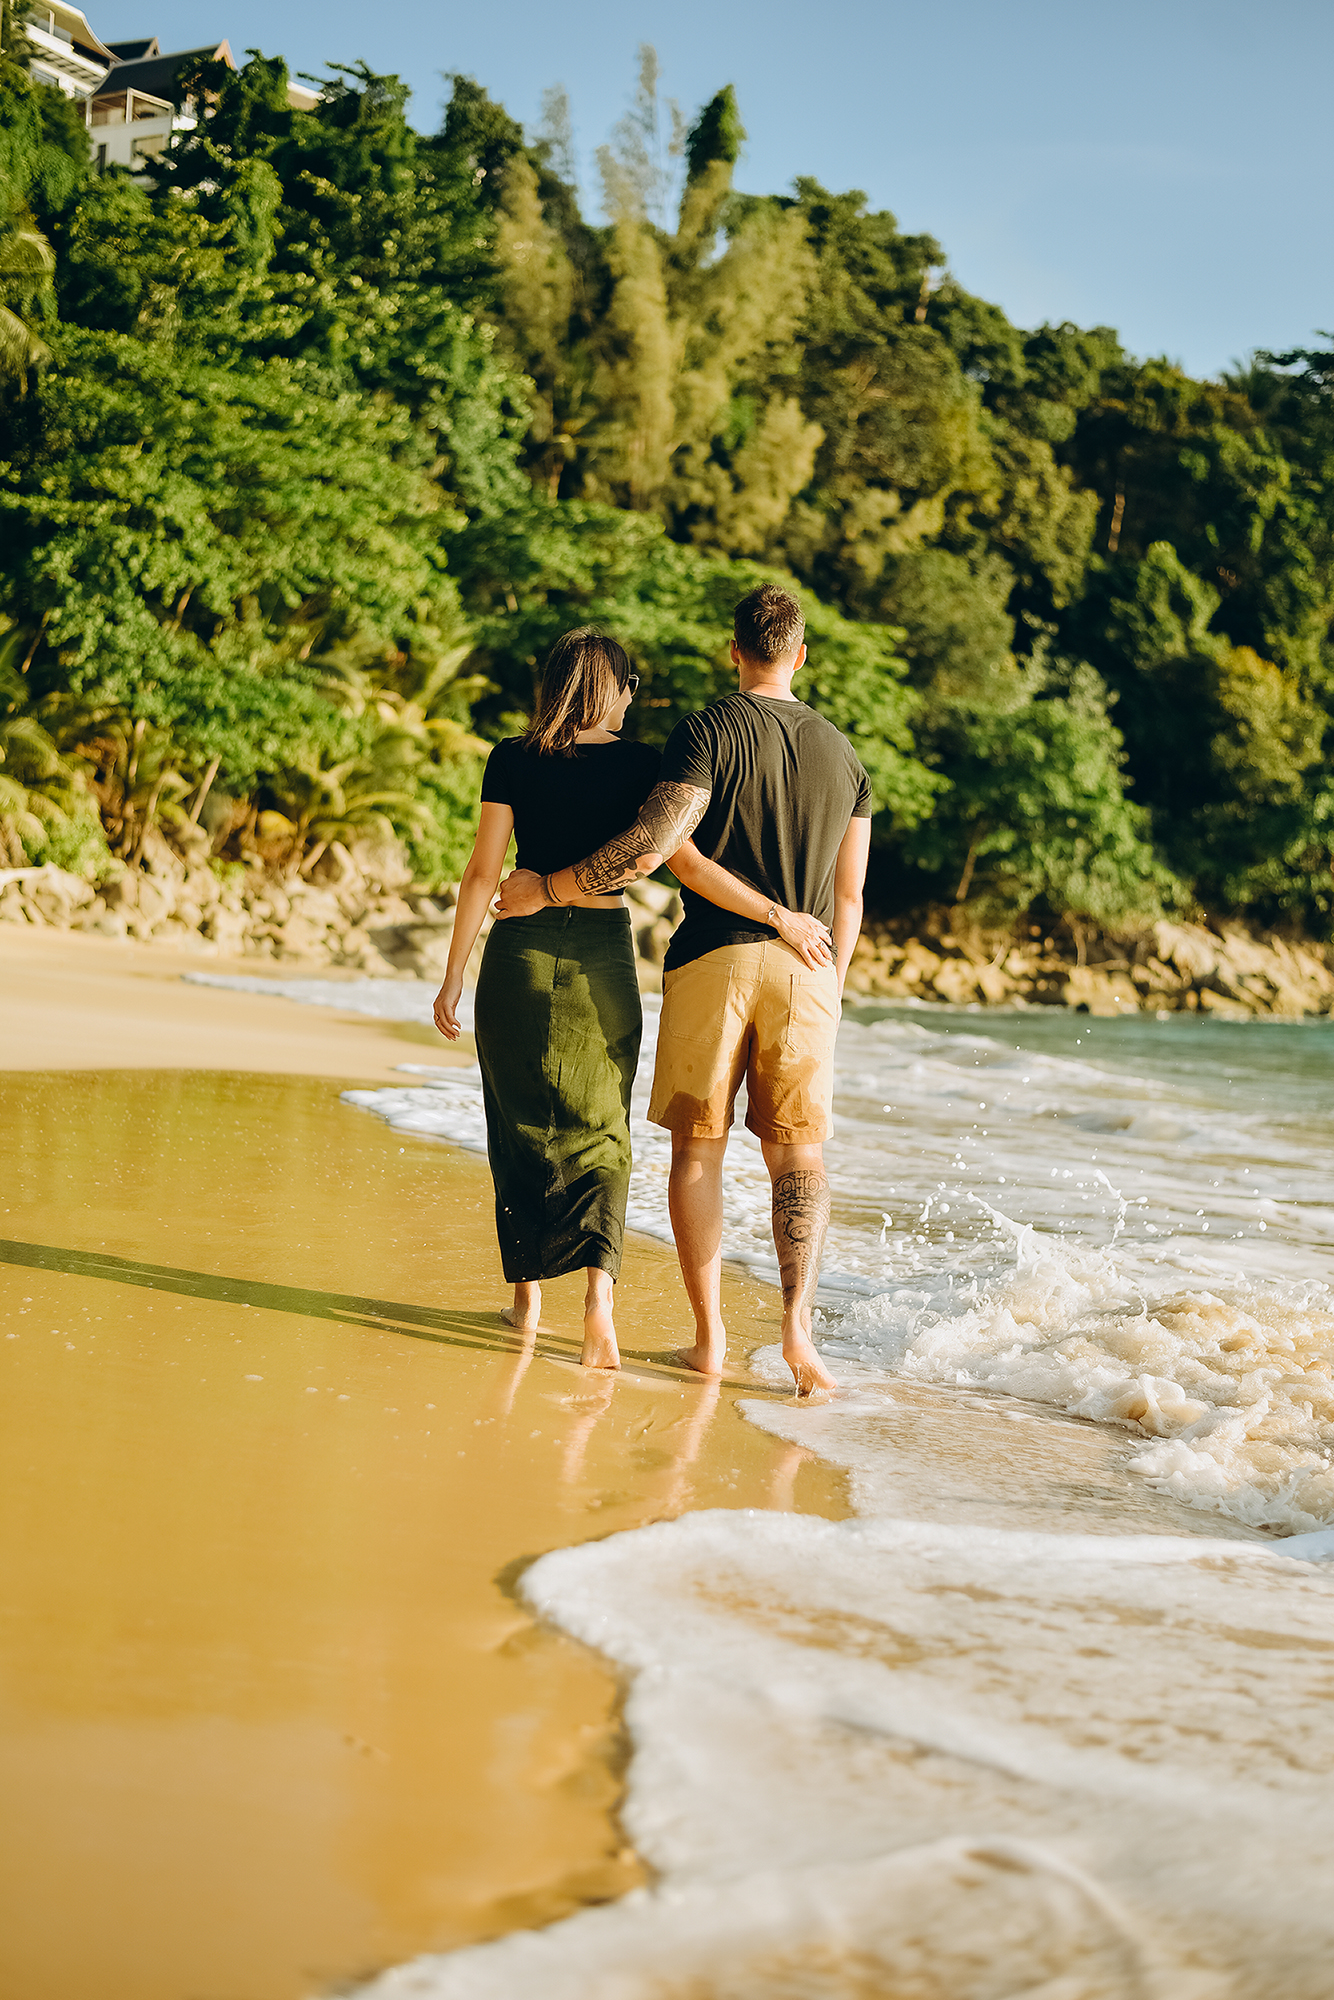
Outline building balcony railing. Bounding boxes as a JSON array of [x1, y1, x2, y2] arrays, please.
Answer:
[[27, 22, 109, 92], [90, 89, 175, 126]]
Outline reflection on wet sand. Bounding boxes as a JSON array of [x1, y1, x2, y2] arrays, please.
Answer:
[[552, 1371, 726, 1514], [764, 1441, 822, 1513], [488, 1324, 538, 1418], [557, 1368, 617, 1485], [0, 1070, 849, 2000]]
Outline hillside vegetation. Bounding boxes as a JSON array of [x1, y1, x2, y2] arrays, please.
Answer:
[[3, 24, 1333, 944]]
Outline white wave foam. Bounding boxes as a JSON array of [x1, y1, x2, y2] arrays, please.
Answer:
[[816, 1220, 1334, 1534], [355, 1513, 1334, 1997], [363, 1841, 1206, 1999]]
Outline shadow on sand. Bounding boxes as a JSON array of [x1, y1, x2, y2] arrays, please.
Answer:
[[0, 1237, 776, 1390]]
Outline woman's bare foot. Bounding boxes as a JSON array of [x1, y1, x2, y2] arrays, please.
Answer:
[[580, 1303, 620, 1370], [580, 1272, 620, 1370], [670, 1328, 727, 1377], [782, 1329, 837, 1397], [502, 1281, 541, 1332]]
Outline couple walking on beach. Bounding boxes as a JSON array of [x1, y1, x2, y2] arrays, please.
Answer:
[[433, 583, 871, 1395]]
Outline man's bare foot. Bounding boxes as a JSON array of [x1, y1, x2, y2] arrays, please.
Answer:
[[502, 1282, 541, 1332], [669, 1335, 727, 1377], [580, 1297, 621, 1371], [783, 1333, 837, 1397]]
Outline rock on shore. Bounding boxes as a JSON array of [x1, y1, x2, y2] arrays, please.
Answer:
[[3, 842, 1331, 1017], [843, 912, 1334, 1018], [0, 834, 681, 996]]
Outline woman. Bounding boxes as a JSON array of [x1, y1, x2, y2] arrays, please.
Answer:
[[435, 627, 835, 1370], [433, 630, 658, 1369]]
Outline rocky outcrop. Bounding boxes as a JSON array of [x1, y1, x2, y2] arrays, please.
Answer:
[[0, 836, 682, 993], [844, 914, 1334, 1018], [4, 847, 1330, 1016], [3, 832, 429, 973]]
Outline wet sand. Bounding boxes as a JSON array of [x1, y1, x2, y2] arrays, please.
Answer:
[[0, 1066, 847, 2000]]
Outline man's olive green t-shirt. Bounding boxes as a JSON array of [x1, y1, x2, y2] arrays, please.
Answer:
[[657, 691, 872, 974]]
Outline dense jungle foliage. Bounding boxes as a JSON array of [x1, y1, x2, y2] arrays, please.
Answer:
[[3, 16, 1333, 931]]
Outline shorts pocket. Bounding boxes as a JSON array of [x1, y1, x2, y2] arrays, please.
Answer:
[[783, 971, 840, 1058], [660, 964, 734, 1048]]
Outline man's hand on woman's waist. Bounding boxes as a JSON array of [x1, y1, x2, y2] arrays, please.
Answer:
[[493, 867, 631, 916], [494, 867, 547, 917]]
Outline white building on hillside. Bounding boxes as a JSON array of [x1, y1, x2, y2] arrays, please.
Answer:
[[24, 4, 115, 108], [89, 38, 234, 174], [24, 10, 320, 180]]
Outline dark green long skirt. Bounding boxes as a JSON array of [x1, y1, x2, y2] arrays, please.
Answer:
[[474, 906, 642, 1283]]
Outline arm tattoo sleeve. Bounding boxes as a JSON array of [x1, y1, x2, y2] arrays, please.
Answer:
[[570, 782, 710, 896]]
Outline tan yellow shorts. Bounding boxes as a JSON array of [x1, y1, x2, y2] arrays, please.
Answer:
[[648, 940, 840, 1144]]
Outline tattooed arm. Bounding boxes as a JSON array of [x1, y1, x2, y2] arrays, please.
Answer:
[[572, 783, 711, 894], [494, 782, 710, 918]]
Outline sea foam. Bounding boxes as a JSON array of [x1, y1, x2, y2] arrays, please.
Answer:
[[809, 1226, 1334, 1535], [358, 1513, 1334, 1998]]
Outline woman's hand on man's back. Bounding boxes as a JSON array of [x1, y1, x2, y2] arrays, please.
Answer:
[[772, 908, 834, 970]]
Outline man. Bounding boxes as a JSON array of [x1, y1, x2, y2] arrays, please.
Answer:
[[497, 582, 871, 1395]]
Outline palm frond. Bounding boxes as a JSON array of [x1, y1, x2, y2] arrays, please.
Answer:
[[0, 302, 49, 378]]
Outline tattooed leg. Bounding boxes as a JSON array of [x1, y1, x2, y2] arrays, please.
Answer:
[[764, 1145, 837, 1396], [571, 782, 710, 897], [773, 1167, 831, 1327]]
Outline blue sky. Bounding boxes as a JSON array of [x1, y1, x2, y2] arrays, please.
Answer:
[[99, 0, 1334, 378]]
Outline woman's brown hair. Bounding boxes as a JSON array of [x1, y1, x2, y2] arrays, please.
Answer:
[[523, 628, 634, 757]]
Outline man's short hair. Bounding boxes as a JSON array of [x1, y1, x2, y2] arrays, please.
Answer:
[[733, 583, 805, 664]]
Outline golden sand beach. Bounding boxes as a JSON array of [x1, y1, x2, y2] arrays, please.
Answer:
[[0, 933, 852, 1999], [0, 931, 1286, 2000]]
